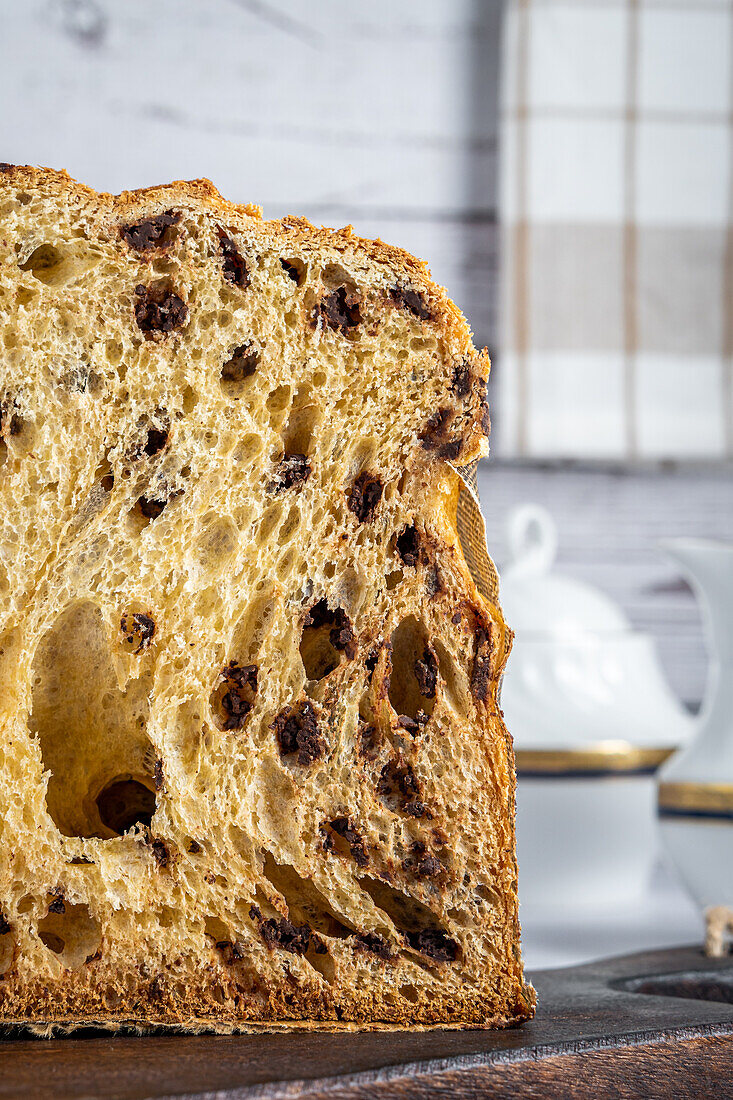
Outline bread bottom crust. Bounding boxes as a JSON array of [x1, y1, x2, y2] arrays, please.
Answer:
[[0, 962, 535, 1033]]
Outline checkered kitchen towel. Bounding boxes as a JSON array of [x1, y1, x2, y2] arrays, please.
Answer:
[[498, 0, 733, 460]]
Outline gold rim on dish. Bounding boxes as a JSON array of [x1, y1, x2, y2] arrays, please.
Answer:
[[515, 742, 675, 777], [658, 781, 733, 821]]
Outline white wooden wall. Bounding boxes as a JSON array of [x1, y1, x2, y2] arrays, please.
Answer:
[[0, 0, 502, 349], [1, 0, 729, 705]]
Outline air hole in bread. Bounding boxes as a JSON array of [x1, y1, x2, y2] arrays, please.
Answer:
[[283, 384, 320, 456], [261, 852, 353, 940], [299, 600, 356, 682], [181, 386, 198, 415], [306, 943, 336, 983], [388, 618, 437, 727], [281, 257, 305, 285], [400, 983, 420, 1003], [204, 914, 232, 945], [323, 817, 368, 867], [359, 877, 437, 934], [37, 901, 101, 969], [385, 570, 404, 591], [96, 777, 157, 834], [132, 486, 182, 527], [19, 244, 65, 285], [15, 285, 37, 308], [21, 241, 101, 287], [220, 342, 258, 393], [395, 525, 420, 567], [359, 878, 458, 962], [29, 601, 155, 838], [266, 384, 291, 429]]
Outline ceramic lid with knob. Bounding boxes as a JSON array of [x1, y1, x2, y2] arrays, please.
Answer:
[[498, 503, 693, 766], [500, 504, 630, 639]]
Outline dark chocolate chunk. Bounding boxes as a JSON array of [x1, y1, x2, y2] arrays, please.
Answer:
[[470, 626, 493, 704], [0, 397, 22, 438], [274, 453, 311, 492], [48, 897, 65, 915], [258, 916, 311, 955], [414, 648, 438, 698], [406, 928, 459, 962], [353, 931, 392, 960], [404, 801, 428, 819], [153, 759, 164, 791], [221, 343, 258, 382], [134, 283, 188, 336], [120, 611, 156, 654], [329, 817, 368, 867], [150, 838, 170, 869], [220, 662, 258, 731], [347, 471, 383, 523], [403, 842, 442, 878], [218, 231, 249, 288], [419, 407, 462, 461], [304, 600, 357, 659], [272, 700, 324, 766], [0, 913, 11, 935], [0, 163, 14, 172], [358, 723, 380, 760], [187, 839, 202, 854], [396, 714, 428, 736], [390, 284, 432, 321], [320, 829, 336, 854], [479, 378, 491, 437], [396, 525, 420, 567], [318, 286, 361, 333], [120, 210, 180, 252], [378, 760, 428, 818], [451, 361, 472, 398]]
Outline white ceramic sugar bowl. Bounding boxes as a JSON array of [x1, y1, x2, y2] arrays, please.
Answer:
[[499, 505, 693, 913]]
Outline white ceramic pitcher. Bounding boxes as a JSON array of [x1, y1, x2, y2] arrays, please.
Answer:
[[657, 539, 733, 929]]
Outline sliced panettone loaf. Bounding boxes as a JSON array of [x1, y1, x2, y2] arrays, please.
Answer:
[[0, 166, 534, 1031]]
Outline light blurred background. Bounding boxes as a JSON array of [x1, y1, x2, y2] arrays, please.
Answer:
[[1, 0, 731, 966]]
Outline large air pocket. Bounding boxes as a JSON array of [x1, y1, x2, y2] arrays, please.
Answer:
[[29, 601, 157, 839]]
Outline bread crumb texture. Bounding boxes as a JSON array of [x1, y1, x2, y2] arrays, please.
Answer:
[[0, 166, 534, 1031]]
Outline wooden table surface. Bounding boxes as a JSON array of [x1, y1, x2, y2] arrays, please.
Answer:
[[2, 945, 733, 1099]]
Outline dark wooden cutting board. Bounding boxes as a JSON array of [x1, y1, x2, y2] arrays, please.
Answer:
[[2, 945, 733, 1099]]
